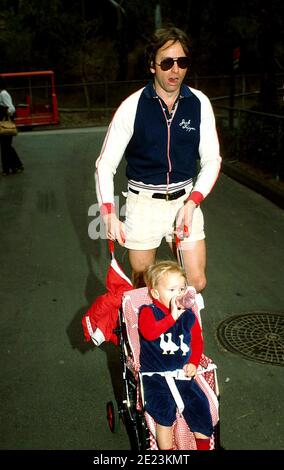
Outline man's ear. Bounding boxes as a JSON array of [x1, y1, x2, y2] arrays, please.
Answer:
[[150, 288, 159, 299], [149, 61, 155, 74]]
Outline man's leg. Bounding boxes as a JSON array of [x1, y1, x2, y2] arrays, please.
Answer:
[[128, 248, 157, 288], [182, 239, 206, 292], [169, 239, 206, 293], [171, 201, 206, 292]]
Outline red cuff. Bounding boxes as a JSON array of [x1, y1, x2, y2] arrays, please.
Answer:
[[100, 203, 115, 216], [186, 191, 204, 205], [188, 354, 201, 368]]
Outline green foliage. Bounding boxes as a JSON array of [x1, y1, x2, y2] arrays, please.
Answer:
[[1, 0, 284, 80]]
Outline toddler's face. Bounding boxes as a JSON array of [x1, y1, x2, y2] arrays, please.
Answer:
[[153, 272, 186, 308]]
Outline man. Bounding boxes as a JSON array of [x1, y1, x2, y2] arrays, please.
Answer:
[[95, 26, 221, 289]]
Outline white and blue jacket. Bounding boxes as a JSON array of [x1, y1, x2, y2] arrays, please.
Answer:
[[96, 81, 221, 207]]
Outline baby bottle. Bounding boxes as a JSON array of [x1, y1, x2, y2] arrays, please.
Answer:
[[176, 287, 196, 309]]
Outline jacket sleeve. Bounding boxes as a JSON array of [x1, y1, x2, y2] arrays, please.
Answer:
[[139, 306, 176, 341], [188, 90, 222, 205], [0, 90, 15, 116], [95, 89, 142, 208], [188, 316, 203, 367]]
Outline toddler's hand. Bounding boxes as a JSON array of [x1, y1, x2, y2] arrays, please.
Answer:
[[170, 295, 185, 321], [183, 363, 197, 378]]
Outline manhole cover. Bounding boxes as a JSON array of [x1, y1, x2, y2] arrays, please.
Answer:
[[216, 311, 284, 366]]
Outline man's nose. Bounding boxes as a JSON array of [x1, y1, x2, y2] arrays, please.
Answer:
[[171, 61, 179, 72]]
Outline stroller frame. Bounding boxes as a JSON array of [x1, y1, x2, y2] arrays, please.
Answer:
[[107, 304, 151, 451]]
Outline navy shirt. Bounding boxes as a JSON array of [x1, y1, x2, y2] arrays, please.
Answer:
[[139, 303, 196, 373]]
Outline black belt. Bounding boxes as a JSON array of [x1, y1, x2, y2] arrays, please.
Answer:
[[129, 186, 186, 201]]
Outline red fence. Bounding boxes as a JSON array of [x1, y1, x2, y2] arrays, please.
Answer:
[[1, 70, 59, 127]]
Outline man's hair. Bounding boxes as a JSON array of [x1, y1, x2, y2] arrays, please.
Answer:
[[145, 26, 191, 68], [144, 260, 187, 290]]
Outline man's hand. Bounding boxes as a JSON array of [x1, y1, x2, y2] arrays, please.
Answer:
[[183, 363, 197, 378], [103, 213, 125, 246], [175, 200, 196, 239]]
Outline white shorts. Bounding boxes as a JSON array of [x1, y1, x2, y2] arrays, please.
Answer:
[[124, 186, 205, 250]]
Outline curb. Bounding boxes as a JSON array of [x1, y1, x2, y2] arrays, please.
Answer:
[[221, 161, 284, 210]]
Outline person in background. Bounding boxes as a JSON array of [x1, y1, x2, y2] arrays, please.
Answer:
[[0, 76, 24, 176], [95, 26, 221, 289], [138, 260, 213, 450]]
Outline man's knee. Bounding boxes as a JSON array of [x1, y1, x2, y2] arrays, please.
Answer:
[[197, 275, 207, 293], [188, 273, 206, 293]]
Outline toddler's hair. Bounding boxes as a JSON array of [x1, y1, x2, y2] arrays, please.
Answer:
[[144, 260, 186, 289]]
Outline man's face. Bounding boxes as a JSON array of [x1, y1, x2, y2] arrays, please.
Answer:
[[150, 40, 188, 95]]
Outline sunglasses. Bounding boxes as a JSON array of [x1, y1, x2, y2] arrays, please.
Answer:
[[156, 57, 190, 71]]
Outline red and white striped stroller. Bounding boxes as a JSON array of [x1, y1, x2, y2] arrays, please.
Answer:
[[83, 241, 220, 450], [106, 264, 220, 450]]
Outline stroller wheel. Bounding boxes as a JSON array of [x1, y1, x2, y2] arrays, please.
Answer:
[[106, 401, 120, 433]]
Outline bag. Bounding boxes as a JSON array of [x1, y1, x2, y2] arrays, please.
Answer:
[[0, 117, 18, 136]]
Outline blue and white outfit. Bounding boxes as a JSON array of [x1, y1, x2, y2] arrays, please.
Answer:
[[139, 301, 213, 436]]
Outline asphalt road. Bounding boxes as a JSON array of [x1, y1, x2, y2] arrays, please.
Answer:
[[0, 127, 283, 453]]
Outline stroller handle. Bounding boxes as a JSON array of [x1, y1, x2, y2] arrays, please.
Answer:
[[174, 224, 189, 271], [174, 224, 189, 246], [108, 239, 115, 257]]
